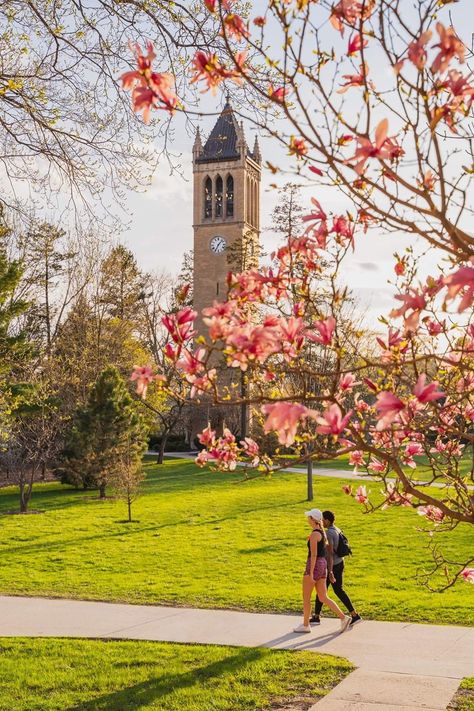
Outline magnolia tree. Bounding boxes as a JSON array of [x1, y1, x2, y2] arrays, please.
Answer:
[[122, 0, 474, 587]]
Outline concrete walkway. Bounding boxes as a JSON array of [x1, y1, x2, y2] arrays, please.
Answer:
[[1, 596, 472, 710], [161, 451, 436, 486]]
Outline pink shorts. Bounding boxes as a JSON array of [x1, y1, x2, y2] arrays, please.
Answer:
[[304, 557, 327, 581]]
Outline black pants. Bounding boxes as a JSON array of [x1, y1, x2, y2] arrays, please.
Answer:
[[315, 560, 355, 615]]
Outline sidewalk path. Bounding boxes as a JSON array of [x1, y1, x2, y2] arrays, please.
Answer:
[[1, 596, 472, 710], [161, 452, 435, 486]]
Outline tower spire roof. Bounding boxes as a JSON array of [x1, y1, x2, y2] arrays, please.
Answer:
[[196, 99, 241, 163]]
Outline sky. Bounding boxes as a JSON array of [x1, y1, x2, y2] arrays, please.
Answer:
[[117, 1, 473, 329]]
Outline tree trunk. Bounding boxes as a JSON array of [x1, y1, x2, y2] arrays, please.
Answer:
[[307, 459, 314, 502], [19, 483, 29, 513], [157, 433, 168, 464], [20, 490, 28, 513], [127, 497, 132, 523], [99, 482, 107, 499]]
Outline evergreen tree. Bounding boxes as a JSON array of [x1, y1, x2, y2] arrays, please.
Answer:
[[0, 212, 32, 442], [99, 245, 145, 322], [65, 366, 148, 498]]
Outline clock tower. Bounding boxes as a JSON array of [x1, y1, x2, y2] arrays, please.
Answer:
[[192, 100, 261, 325]]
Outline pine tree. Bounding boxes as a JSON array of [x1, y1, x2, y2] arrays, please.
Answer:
[[0, 212, 32, 442], [65, 366, 148, 498], [99, 245, 145, 322]]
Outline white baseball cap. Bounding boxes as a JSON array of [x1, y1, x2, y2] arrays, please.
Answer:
[[305, 508, 322, 521]]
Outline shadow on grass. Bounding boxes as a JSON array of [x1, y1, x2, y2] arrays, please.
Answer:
[[65, 647, 265, 711], [2, 491, 303, 557]]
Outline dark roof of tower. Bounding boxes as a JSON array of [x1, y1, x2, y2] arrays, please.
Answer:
[[196, 101, 241, 163]]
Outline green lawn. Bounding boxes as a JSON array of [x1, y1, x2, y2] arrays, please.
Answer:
[[0, 638, 352, 710], [449, 678, 474, 711], [0, 458, 473, 625]]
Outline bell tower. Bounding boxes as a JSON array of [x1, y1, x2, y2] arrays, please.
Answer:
[[192, 100, 261, 322]]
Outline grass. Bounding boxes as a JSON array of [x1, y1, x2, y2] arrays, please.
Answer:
[[0, 457, 473, 625], [0, 637, 352, 710], [449, 678, 474, 711]]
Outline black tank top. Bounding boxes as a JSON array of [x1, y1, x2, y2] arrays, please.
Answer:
[[307, 530, 326, 558]]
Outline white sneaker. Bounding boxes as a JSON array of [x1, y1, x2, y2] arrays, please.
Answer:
[[340, 615, 351, 633], [293, 623, 312, 633]]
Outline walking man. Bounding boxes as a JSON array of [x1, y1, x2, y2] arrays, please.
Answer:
[[311, 510, 361, 625]]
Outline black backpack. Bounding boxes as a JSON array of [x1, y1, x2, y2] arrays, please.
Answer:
[[335, 529, 352, 557]]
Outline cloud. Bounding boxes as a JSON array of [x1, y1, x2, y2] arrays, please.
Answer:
[[358, 261, 379, 271]]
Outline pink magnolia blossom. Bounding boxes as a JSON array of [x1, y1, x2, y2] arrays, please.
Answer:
[[394, 259, 406, 276], [375, 391, 405, 430], [342, 484, 353, 495], [402, 442, 424, 468], [331, 215, 354, 247], [368, 457, 386, 473], [121, 42, 179, 121], [347, 33, 368, 56], [413, 374, 444, 404], [204, 0, 232, 11], [349, 119, 393, 175], [315, 404, 353, 436], [177, 347, 206, 376], [354, 485, 368, 504], [196, 450, 210, 467], [131, 365, 157, 399], [390, 289, 427, 332], [443, 258, 474, 313], [253, 15, 266, 26], [349, 450, 365, 470], [226, 322, 281, 370], [302, 198, 327, 223], [162, 307, 197, 344], [309, 165, 324, 176], [460, 568, 474, 584], [268, 85, 287, 103], [198, 425, 216, 447], [431, 23, 465, 75], [381, 482, 413, 509], [223, 13, 250, 41], [417, 505, 445, 523], [330, 0, 375, 35], [191, 51, 245, 94], [376, 328, 405, 352], [338, 64, 368, 93], [424, 319, 444, 336], [339, 373, 359, 391], [289, 136, 308, 157], [418, 170, 436, 192], [187, 369, 216, 398], [358, 210, 376, 233], [306, 316, 336, 346], [262, 402, 310, 446], [240, 437, 260, 466], [407, 30, 432, 70]]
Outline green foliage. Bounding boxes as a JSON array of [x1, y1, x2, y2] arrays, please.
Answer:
[[0, 459, 472, 624], [99, 245, 145, 322], [448, 678, 474, 711], [64, 366, 148, 496], [0, 638, 352, 711]]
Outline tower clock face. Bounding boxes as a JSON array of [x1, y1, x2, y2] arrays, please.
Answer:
[[210, 235, 227, 254]]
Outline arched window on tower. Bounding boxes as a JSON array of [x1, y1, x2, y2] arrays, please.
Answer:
[[215, 175, 223, 217], [204, 177, 212, 219], [246, 175, 251, 223], [226, 175, 234, 217]]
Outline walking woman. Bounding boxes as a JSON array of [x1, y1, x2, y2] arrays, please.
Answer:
[[293, 508, 351, 634]]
